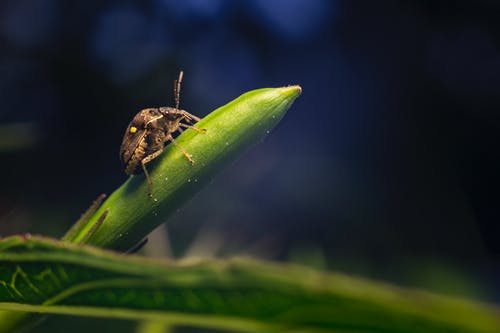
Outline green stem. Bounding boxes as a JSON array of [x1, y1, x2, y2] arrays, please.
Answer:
[[63, 86, 302, 251]]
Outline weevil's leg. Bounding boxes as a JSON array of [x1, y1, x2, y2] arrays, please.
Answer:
[[179, 123, 207, 133], [167, 109, 201, 123], [167, 134, 194, 164], [178, 110, 201, 122], [141, 162, 153, 196], [141, 149, 164, 196]]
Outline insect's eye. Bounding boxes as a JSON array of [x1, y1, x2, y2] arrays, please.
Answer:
[[129, 126, 138, 134]]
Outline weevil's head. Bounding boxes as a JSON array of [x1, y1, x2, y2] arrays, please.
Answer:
[[159, 107, 188, 120]]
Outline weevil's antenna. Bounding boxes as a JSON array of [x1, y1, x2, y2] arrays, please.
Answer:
[[174, 70, 183, 109]]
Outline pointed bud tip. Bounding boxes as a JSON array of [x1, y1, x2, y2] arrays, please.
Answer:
[[287, 85, 302, 94], [278, 85, 302, 100], [291, 85, 302, 95]]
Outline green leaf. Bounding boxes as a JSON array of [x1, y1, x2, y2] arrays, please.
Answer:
[[63, 86, 302, 251], [0, 236, 499, 333]]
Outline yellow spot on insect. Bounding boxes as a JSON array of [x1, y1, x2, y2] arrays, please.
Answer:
[[129, 126, 137, 133]]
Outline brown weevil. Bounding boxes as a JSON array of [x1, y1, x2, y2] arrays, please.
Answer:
[[120, 71, 205, 196]]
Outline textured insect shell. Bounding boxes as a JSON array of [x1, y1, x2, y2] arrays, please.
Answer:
[[120, 108, 161, 174]]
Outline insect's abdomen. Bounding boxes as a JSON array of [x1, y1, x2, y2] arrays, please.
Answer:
[[124, 141, 147, 175]]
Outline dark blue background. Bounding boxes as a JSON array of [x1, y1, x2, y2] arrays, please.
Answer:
[[1, 0, 499, 303]]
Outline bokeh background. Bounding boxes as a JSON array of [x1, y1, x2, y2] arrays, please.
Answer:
[[1, 0, 499, 326]]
